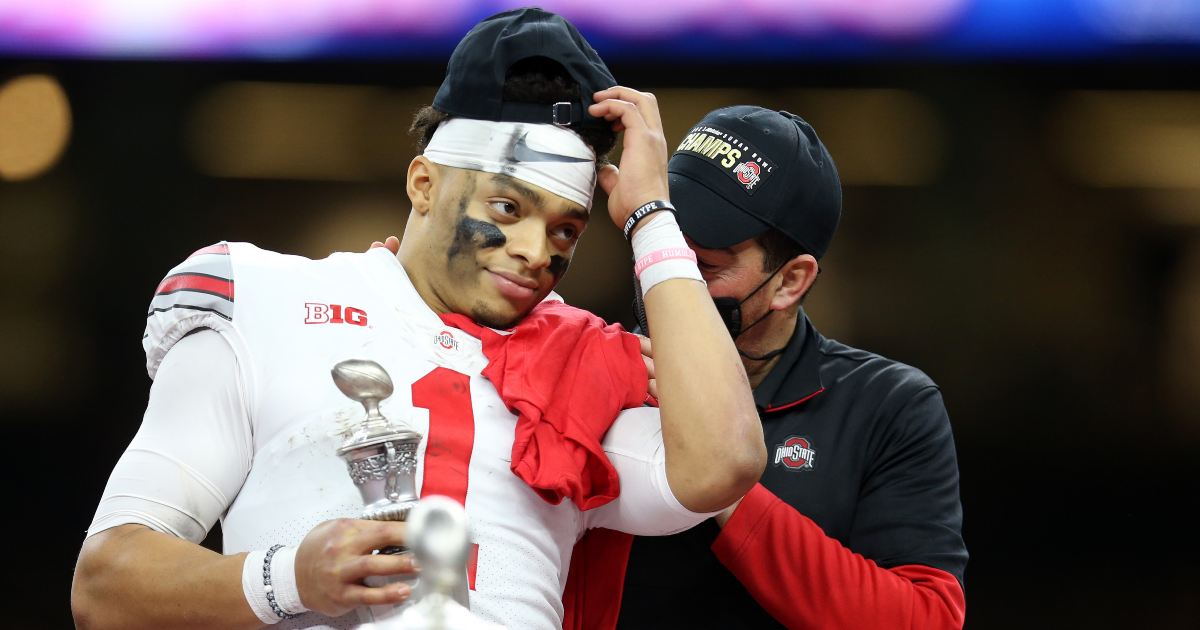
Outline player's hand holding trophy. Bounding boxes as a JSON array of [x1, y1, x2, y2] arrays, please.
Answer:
[[332, 359, 502, 630]]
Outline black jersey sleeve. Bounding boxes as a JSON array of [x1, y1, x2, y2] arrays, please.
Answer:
[[850, 385, 968, 587]]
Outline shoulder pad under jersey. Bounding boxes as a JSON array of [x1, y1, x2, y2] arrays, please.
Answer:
[[143, 242, 236, 378]]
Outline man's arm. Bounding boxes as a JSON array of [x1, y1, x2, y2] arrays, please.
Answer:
[[709, 387, 968, 630], [590, 87, 766, 513], [72, 331, 415, 630]]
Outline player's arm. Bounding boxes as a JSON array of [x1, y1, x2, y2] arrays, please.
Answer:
[[72, 331, 414, 630], [74, 525, 261, 630], [710, 387, 967, 630], [585, 406, 725, 535], [590, 87, 765, 514], [75, 520, 414, 630]]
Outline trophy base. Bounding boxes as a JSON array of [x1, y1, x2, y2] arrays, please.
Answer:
[[393, 593, 506, 630], [357, 570, 421, 625]]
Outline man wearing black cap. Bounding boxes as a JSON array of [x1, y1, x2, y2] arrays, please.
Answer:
[[618, 107, 968, 630], [71, 10, 764, 630]]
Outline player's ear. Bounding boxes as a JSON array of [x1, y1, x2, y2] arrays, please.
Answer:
[[408, 156, 438, 216], [771, 254, 818, 312]]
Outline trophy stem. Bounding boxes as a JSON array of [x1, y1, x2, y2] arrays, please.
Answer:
[[332, 358, 425, 623]]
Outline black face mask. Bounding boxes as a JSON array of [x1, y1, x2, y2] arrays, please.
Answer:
[[712, 266, 779, 339], [633, 265, 788, 362], [712, 264, 787, 358]]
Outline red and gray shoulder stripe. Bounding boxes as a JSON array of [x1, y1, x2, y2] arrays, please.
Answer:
[[147, 242, 235, 321]]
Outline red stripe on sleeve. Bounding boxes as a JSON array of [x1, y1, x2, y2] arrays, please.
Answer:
[[155, 274, 234, 300], [189, 243, 229, 257], [711, 483, 965, 630]]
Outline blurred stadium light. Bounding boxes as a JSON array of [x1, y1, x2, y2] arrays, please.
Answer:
[[1054, 91, 1200, 189], [190, 83, 944, 188], [0, 74, 71, 181], [188, 82, 435, 180], [2, 0, 1200, 60], [0, 179, 77, 405], [781, 89, 946, 186]]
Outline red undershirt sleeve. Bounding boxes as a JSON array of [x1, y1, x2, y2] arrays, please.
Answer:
[[711, 483, 966, 630]]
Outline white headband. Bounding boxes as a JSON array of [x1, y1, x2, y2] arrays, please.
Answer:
[[424, 118, 597, 209]]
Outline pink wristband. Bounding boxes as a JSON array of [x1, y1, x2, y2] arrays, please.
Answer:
[[635, 247, 698, 277]]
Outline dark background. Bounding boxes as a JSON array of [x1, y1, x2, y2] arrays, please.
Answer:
[[2, 58, 1198, 628]]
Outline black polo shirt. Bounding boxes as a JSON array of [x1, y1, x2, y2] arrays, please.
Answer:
[[616, 310, 967, 630]]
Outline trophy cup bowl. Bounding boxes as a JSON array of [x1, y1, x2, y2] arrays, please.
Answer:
[[333, 359, 422, 523], [332, 358, 423, 622]]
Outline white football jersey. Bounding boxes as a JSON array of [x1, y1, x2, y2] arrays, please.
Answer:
[[92, 242, 711, 630]]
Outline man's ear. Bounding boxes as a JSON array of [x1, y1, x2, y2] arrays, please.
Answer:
[[407, 156, 439, 216], [771, 254, 819, 312]]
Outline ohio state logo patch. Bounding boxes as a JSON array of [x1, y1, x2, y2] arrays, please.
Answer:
[[774, 436, 816, 471], [433, 330, 460, 352], [430, 328, 467, 359]]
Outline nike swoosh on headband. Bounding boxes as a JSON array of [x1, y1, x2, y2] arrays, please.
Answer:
[[512, 134, 592, 163]]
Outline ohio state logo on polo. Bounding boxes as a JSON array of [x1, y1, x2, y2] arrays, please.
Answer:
[[774, 436, 816, 471]]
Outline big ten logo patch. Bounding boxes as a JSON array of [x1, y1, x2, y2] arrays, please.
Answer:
[[305, 303, 368, 327], [774, 436, 815, 471]]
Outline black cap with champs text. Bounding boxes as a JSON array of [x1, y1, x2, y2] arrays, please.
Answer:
[[669, 106, 842, 258], [433, 7, 617, 132]]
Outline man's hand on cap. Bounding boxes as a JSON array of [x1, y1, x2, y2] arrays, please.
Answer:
[[590, 87, 670, 237], [368, 236, 400, 255]]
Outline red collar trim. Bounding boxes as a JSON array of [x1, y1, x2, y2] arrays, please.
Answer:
[[763, 387, 825, 413]]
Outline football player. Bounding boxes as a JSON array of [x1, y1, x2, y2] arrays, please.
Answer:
[[71, 9, 764, 630]]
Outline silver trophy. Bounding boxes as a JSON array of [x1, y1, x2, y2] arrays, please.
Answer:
[[387, 497, 505, 630], [332, 358, 423, 623]]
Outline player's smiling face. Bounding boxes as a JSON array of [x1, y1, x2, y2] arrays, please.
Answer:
[[407, 162, 588, 329]]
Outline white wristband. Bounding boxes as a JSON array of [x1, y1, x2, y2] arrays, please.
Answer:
[[242, 546, 307, 624], [271, 546, 307, 615], [631, 211, 704, 298], [242, 550, 277, 624]]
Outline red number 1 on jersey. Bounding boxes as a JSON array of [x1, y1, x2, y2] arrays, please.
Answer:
[[412, 367, 475, 506], [412, 367, 479, 589]]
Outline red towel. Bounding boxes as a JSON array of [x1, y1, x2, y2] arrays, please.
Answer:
[[439, 299, 648, 511]]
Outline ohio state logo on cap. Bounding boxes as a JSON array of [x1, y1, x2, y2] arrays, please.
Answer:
[[773, 436, 816, 471], [674, 123, 775, 195], [734, 161, 761, 188]]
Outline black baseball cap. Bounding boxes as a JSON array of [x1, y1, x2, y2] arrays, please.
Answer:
[[669, 106, 842, 258], [432, 8, 616, 133]]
